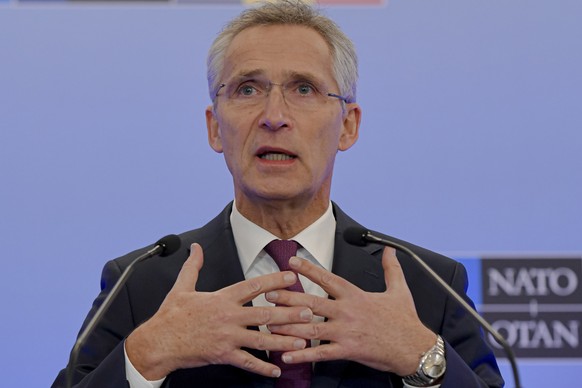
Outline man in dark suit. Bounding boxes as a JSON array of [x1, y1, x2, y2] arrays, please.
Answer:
[[53, 1, 503, 387]]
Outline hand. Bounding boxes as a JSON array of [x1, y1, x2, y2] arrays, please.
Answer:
[[265, 247, 436, 376], [125, 243, 314, 380]]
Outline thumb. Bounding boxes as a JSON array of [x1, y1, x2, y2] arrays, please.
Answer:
[[172, 243, 204, 292], [382, 246, 406, 291]]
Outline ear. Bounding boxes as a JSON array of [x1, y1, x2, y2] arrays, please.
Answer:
[[206, 105, 223, 153], [338, 103, 361, 151]]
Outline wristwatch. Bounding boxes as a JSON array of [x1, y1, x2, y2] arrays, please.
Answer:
[[403, 335, 446, 387]]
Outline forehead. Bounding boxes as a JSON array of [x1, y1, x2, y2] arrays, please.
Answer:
[[222, 24, 335, 84]]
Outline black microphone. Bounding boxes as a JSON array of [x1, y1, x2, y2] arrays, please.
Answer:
[[65, 234, 181, 388], [344, 227, 522, 388]]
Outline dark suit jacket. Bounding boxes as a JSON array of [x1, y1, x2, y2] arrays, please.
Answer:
[[53, 202, 503, 387]]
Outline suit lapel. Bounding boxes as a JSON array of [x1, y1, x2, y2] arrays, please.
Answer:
[[191, 203, 247, 293], [331, 203, 386, 293]]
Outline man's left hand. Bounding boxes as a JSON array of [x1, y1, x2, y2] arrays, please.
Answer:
[[265, 247, 436, 376]]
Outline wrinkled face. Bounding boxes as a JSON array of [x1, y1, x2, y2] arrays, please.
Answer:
[[206, 24, 360, 208]]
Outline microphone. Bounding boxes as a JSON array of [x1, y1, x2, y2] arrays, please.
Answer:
[[65, 234, 181, 388], [344, 227, 522, 388]]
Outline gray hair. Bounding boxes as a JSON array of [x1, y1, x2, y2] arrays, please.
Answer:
[[207, 0, 358, 103]]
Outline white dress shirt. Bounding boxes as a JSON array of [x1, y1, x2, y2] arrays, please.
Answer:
[[230, 201, 335, 316]]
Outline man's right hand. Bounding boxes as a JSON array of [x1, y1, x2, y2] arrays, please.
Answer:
[[125, 243, 313, 381]]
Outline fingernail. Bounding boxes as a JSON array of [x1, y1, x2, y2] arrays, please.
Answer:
[[272, 368, 281, 378], [293, 339, 306, 349], [300, 308, 312, 321], [282, 354, 293, 363], [283, 272, 296, 283], [266, 291, 278, 301], [289, 257, 300, 267]]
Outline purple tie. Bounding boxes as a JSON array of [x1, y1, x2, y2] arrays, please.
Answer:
[[264, 240, 312, 388]]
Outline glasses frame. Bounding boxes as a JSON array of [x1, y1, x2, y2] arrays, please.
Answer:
[[214, 82, 350, 105]]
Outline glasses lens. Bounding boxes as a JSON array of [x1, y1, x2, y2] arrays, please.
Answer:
[[219, 79, 342, 110]]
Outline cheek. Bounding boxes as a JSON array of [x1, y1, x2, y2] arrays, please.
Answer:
[[308, 121, 343, 167], [315, 115, 344, 150], [216, 117, 252, 160]]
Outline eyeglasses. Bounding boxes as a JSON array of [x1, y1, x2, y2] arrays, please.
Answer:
[[214, 77, 349, 110]]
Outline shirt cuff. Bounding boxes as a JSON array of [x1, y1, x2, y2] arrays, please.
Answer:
[[402, 381, 441, 388], [124, 341, 166, 388]]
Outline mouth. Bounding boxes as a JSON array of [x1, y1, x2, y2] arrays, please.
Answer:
[[256, 147, 297, 161], [259, 152, 296, 161]]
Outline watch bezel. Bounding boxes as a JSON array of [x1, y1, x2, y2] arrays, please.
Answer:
[[403, 335, 446, 386], [421, 350, 446, 379]]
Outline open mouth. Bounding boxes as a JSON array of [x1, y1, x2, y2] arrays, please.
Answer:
[[259, 152, 296, 161]]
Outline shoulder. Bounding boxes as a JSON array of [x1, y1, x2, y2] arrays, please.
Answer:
[[332, 201, 460, 275], [111, 202, 234, 272]]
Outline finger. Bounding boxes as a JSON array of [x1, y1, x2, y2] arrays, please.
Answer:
[[226, 348, 282, 378], [236, 305, 314, 327], [219, 271, 298, 305], [268, 320, 337, 343], [172, 243, 204, 292], [265, 289, 335, 318], [239, 329, 308, 353], [289, 256, 357, 297], [277, 342, 345, 365], [382, 247, 406, 291]]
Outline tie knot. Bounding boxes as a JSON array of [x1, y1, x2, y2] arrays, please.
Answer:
[[264, 239, 298, 271]]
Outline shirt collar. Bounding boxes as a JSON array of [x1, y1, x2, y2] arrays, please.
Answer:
[[230, 201, 336, 274]]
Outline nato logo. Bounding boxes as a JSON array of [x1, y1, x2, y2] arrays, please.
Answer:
[[478, 257, 582, 358]]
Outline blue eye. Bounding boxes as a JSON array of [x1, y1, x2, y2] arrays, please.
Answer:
[[297, 83, 313, 95], [238, 85, 256, 96]]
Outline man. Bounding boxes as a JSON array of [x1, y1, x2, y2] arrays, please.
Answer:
[[53, 1, 503, 387]]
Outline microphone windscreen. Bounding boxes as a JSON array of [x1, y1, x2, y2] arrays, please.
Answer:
[[156, 234, 181, 257], [343, 227, 369, 246]]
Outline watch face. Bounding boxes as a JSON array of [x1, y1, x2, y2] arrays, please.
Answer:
[[422, 352, 446, 378]]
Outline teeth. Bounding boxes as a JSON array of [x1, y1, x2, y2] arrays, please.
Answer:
[[261, 153, 294, 161]]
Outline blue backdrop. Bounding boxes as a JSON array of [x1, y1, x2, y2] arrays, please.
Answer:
[[1, 1, 581, 386]]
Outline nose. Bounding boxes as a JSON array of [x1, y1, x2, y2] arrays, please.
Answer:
[[258, 83, 291, 131]]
